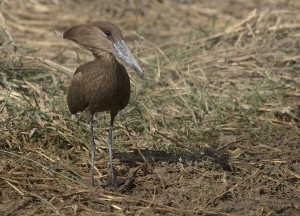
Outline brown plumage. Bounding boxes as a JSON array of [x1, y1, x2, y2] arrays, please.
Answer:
[[63, 21, 144, 186]]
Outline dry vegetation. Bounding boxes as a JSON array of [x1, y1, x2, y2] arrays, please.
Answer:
[[1, 0, 300, 215]]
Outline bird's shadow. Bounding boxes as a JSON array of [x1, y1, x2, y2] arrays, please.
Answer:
[[114, 147, 232, 171], [111, 147, 233, 192]]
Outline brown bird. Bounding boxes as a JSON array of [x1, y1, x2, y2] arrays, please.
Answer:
[[63, 21, 144, 186]]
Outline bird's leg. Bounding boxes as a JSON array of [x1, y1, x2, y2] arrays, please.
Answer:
[[107, 113, 116, 185], [88, 113, 96, 186]]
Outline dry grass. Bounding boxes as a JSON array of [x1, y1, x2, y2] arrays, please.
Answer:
[[1, 0, 300, 215]]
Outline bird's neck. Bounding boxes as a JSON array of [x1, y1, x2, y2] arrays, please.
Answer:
[[93, 51, 118, 66], [93, 48, 114, 59]]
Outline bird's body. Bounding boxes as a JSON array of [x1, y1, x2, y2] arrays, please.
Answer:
[[67, 56, 130, 116], [64, 21, 144, 186]]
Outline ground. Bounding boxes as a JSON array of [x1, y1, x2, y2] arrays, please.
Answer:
[[0, 0, 300, 215]]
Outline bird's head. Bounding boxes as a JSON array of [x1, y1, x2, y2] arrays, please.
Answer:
[[63, 21, 144, 77]]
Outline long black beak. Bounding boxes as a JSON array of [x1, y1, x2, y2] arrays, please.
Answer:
[[114, 40, 144, 77]]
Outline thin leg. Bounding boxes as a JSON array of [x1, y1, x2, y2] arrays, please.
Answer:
[[89, 114, 96, 186], [107, 115, 115, 185]]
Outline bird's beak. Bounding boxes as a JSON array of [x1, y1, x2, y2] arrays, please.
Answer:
[[114, 40, 144, 77]]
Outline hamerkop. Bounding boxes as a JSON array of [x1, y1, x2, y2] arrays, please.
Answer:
[[63, 21, 144, 186]]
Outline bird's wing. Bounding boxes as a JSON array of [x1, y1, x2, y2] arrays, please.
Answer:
[[67, 71, 87, 114], [116, 62, 130, 110]]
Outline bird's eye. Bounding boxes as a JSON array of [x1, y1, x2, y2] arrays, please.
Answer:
[[105, 31, 111, 36]]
